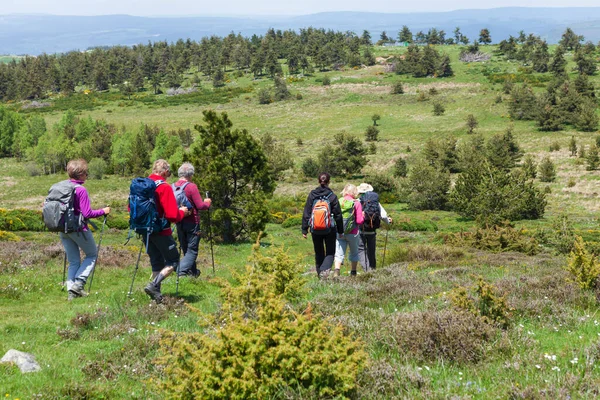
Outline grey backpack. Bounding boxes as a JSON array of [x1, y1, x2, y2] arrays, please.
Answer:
[[42, 180, 84, 233]]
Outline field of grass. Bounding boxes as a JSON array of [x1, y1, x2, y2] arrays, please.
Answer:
[[3, 44, 600, 398]]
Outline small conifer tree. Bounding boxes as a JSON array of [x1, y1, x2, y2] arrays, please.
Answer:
[[586, 143, 600, 171], [433, 102, 445, 116], [365, 125, 379, 141], [538, 157, 556, 182], [569, 136, 578, 156], [521, 154, 537, 179], [565, 236, 600, 290], [393, 157, 408, 178], [391, 81, 404, 94], [465, 114, 478, 134]]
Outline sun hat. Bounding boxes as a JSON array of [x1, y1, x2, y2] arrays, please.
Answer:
[[357, 183, 373, 194]]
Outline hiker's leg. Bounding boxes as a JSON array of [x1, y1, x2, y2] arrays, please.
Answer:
[[147, 234, 166, 282], [178, 222, 199, 276], [312, 234, 325, 274], [321, 231, 337, 273], [70, 230, 97, 286], [334, 235, 347, 272], [151, 234, 180, 283], [347, 233, 361, 274], [358, 234, 368, 271], [366, 233, 377, 270], [60, 232, 82, 291]]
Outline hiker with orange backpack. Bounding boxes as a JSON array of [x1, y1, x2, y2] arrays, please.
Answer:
[[302, 172, 343, 278], [332, 184, 364, 277]]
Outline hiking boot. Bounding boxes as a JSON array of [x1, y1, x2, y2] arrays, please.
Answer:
[[68, 281, 88, 300], [144, 282, 163, 304], [350, 270, 357, 276], [318, 269, 330, 280], [333, 269, 341, 278]]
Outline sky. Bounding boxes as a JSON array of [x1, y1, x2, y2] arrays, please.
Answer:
[[3, 0, 600, 16]]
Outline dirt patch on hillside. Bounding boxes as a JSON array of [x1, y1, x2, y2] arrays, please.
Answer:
[[1, 177, 17, 187], [305, 81, 480, 96]]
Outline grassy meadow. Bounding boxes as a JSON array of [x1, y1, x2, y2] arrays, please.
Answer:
[[2, 43, 600, 398]]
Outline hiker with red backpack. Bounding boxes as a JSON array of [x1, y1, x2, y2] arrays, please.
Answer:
[[302, 173, 344, 278], [332, 184, 364, 277], [172, 162, 211, 278], [43, 159, 110, 300], [357, 183, 393, 271], [135, 159, 188, 303]]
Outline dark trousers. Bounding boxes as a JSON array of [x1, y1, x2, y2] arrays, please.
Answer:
[[143, 232, 180, 273], [311, 230, 337, 274], [359, 233, 377, 271], [176, 221, 200, 276]]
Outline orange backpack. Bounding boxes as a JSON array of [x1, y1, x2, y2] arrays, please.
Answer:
[[309, 192, 333, 234]]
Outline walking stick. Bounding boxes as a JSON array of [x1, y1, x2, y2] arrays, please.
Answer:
[[174, 223, 181, 297], [61, 251, 67, 291], [381, 227, 389, 268], [128, 242, 144, 297], [206, 191, 215, 275], [88, 214, 107, 292]]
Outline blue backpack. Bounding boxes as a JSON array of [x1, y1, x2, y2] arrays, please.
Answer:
[[129, 177, 168, 235], [172, 181, 193, 211]]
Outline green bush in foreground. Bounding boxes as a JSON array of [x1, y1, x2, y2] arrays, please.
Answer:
[[157, 246, 367, 399], [0, 208, 45, 231]]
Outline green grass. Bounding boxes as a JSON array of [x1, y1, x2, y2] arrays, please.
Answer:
[[3, 44, 600, 397]]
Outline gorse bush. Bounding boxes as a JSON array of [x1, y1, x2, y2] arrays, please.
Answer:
[[0, 208, 45, 231], [564, 236, 600, 290], [157, 245, 367, 399]]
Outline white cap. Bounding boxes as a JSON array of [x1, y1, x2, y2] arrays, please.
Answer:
[[357, 183, 373, 194]]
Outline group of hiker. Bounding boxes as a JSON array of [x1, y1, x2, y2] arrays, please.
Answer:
[[43, 158, 390, 302], [43, 158, 210, 303], [302, 172, 392, 279]]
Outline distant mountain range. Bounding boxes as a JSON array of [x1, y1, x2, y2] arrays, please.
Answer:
[[2, 8, 600, 55]]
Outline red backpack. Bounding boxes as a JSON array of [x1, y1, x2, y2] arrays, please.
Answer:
[[309, 192, 333, 234]]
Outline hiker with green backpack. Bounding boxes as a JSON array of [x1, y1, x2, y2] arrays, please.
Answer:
[[333, 183, 364, 277]]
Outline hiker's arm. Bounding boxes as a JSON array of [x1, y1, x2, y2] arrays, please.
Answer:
[[75, 186, 105, 219], [330, 196, 344, 235], [301, 194, 312, 235], [189, 185, 210, 210], [380, 204, 392, 224]]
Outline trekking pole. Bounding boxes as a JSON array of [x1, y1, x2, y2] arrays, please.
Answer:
[[206, 191, 215, 275], [128, 241, 144, 297], [381, 226, 389, 269], [88, 214, 107, 292], [61, 251, 67, 291], [174, 224, 181, 297]]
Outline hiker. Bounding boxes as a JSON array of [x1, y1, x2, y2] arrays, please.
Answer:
[[142, 159, 188, 303], [58, 159, 110, 300], [172, 162, 211, 278], [302, 172, 343, 278], [333, 184, 364, 277], [357, 183, 393, 271]]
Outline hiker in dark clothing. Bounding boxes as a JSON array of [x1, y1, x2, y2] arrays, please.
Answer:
[[357, 183, 392, 271], [301, 173, 344, 278], [172, 162, 211, 278]]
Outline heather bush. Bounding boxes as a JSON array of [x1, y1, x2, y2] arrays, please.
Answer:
[[565, 236, 600, 290], [382, 310, 497, 364], [386, 244, 464, 264]]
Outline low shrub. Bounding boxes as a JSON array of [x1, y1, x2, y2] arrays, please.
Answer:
[[565, 236, 600, 290], [381, 309, 497, 364], [157, 245, 366, 399], [395, 217, 438, 232], [443, 223, 539, 255], [386, 244, 464, 264], [106, 212, 129, 230], [88, 157, 107, 179], [281, 214, 302, 228], [0, 208, 45, 231], [0, 230, 20, 242], [449, 276, 512, 329]]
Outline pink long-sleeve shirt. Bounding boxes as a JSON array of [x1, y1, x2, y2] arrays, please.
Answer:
[[70, 179, 106, 231]]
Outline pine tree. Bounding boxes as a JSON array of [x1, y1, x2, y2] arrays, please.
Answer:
[[465, 114, 478, 134], [538, 157, 556, 182], [569, 136, 578, 156], [586, 143, 599, 171]]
